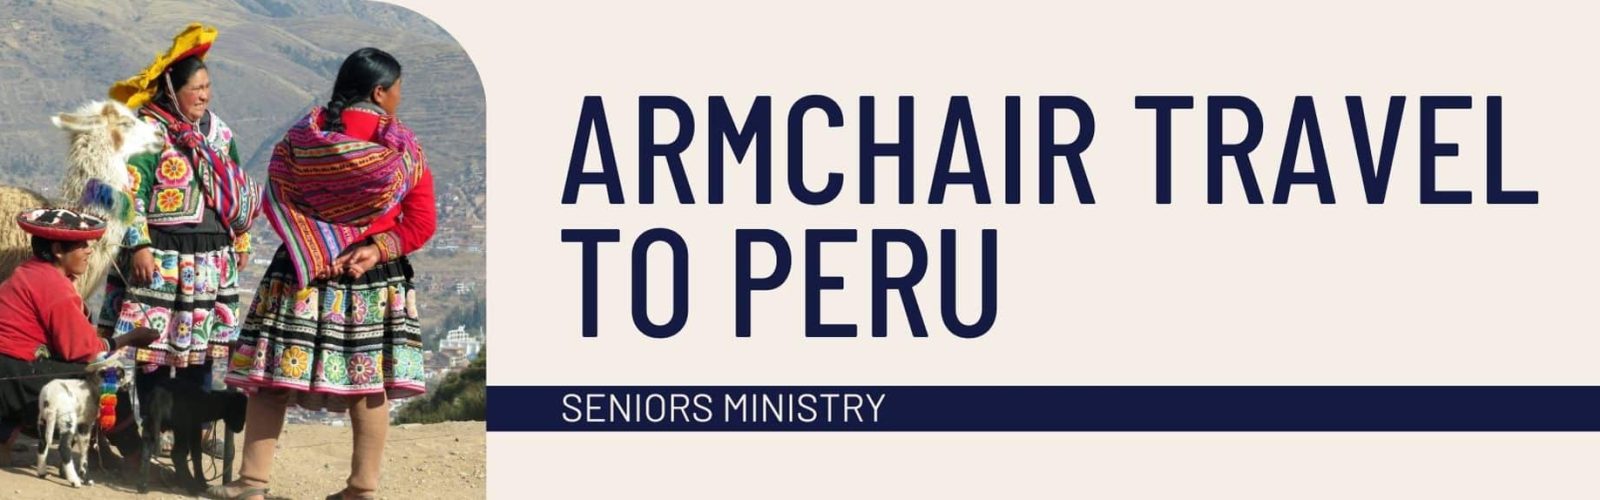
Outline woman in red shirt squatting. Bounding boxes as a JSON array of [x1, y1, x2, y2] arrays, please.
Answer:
[[211, 48, 436, 500], [0, 209, 159, 461]]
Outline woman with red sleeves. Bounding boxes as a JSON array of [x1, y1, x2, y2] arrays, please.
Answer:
[[213, 48, 435, 500], [0, 209, 159, 464]]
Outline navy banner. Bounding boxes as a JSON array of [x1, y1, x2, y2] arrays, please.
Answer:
[[488, 386, 1600, 432]]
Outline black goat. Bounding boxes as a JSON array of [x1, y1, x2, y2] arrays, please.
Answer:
[[138, 372, 247, 494]]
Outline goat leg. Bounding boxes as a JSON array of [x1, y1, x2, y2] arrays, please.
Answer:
[[35, 412, 54, 478], [60, 427, 82, 487], [169, 425, 193, 490], [187, 427, 206, 491], [223, 427, 235, 484], [73, 422, 93, 486], [139, 410, 158, 493]]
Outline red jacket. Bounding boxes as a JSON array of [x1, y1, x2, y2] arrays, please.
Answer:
[[329, 108, 437, 256], [0, 259, 107, 363]]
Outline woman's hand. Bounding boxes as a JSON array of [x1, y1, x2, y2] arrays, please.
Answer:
[[113, 326, 162, 350], [130, 247, 157, 286], [332, 244, 383, 279], [236, 250, 250, 272]]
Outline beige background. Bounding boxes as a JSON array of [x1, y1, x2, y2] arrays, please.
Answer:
[[395, 0, 1598, 496]]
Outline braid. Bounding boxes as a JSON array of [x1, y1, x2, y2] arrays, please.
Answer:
[[324, 48, 402, 134], [324, 95, 350, 133]]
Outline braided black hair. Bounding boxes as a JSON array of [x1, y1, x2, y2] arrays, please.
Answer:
[[324, 47, 402, 133]]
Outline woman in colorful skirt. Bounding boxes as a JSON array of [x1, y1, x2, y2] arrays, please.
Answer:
[[102, 23, 258, 369], [99, 22, 261, 464], [210, 47, 436, 500]]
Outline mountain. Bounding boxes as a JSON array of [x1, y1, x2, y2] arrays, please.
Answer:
[[0, 0, 485, 225]]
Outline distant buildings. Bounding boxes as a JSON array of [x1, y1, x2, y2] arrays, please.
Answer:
[[440, 326, 482, 361]]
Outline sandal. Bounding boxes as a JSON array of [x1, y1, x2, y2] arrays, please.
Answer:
[[205, 482, 269, 499], [326, 488, 378, 499]]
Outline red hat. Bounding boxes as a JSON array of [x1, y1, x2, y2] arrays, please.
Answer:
[[17, 208, 107, 242]]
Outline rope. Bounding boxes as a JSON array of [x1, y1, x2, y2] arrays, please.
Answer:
[[0, 369, 95, 382]]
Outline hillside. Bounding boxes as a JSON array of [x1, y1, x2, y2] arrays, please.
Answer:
[[0, 0, 485, 227], [2, 0, 489, 352], [397, 351, 486, 424]]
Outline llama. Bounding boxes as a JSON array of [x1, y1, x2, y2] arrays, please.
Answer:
[[0, 100, 163, 297]]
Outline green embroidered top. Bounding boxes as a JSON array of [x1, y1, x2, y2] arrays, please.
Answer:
[[123, 112, 252, 254]]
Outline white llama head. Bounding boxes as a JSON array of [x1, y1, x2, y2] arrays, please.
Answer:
[[51, 100, 164, 193]]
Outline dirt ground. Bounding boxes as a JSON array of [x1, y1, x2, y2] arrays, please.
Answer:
[[0, 421, 485, 499]]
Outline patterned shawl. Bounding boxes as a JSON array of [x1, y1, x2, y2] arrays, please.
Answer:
[[142, 104, 262, 235], [263, 107, 428, 287]]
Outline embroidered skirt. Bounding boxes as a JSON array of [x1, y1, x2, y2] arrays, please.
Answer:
[[98, 231, 240, 368], [224, 247, 426, 412]]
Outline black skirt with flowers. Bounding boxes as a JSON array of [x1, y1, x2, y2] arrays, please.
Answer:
[[223, 247, 425, 412]]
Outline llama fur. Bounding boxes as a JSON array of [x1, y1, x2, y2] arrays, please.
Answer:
[[0, 100, 162, 297]]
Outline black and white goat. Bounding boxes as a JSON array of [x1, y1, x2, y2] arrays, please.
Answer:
[[35, 360, 131, 488]]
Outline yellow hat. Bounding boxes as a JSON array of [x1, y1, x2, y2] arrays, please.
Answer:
[[109, 23, 217, 109]]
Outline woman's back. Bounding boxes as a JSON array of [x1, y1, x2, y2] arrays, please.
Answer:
[[326, 104, 384, 143]]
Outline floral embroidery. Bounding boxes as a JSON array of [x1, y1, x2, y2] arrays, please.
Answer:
[[180, 260, 195, 290], [280, 346, 310, 380], [145, 314, 168, 334], [322, 351, 347, 383], [125, 165, 142, 193], [348, 353, 376, 385], [157, 155, 189, 183], [122, 227, 142, 247], [193, 309, 213, 339], [155, 188, 184, 212], [215, 302, 235, 328], [389, 285, 405, 313], [193, 264, 209, 294], [253, 346, 268, 371], [353, 292, 370, 324], [401, 350, 423, 380]]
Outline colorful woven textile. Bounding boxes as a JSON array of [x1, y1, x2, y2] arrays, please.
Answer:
[[262, 107, 427, 287], [141, 104, 261, 236], [225, 248, 426, 411]]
